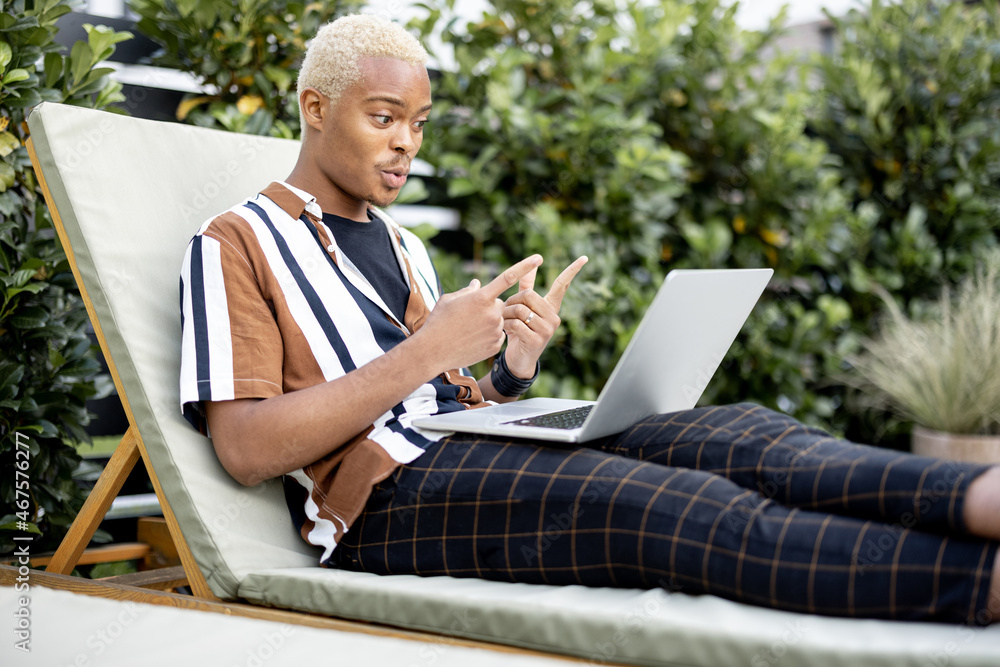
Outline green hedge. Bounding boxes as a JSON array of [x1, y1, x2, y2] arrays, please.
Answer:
[[1, 0, 131, 553], [412, 0, 859, 430], [410, 0, 1000, 443], [128, 0, 362, 136], [117, 0, 1000, 448], [810, 0, 1000, 443]]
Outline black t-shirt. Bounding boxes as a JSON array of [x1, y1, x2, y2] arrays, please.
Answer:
[[324, 211, 411, 324]]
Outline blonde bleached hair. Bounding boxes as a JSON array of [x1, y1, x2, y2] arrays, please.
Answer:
[[296, 14, 429, 115]]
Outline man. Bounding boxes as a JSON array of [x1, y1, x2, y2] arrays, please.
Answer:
[[180, 14, 1000, 624]]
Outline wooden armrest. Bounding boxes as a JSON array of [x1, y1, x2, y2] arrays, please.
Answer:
[[98, 565, 188, 591]]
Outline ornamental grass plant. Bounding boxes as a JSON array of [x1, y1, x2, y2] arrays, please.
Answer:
[[851, 257, 1000, 436]]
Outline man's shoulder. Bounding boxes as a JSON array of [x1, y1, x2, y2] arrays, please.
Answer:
[[183, 196, 279, 275], [193, 193, 279, 243]]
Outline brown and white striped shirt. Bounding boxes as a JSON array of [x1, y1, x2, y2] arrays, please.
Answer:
[[179, 182, 484, 562]]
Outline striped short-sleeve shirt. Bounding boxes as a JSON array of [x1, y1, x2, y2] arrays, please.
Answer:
[[179, 182, 485, 562]]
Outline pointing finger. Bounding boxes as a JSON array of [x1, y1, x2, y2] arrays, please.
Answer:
[[544, 256, 588, 311], [519, 265, 537, 294], [482, 255, 543, 300]]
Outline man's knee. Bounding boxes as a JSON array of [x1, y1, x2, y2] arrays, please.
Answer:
[[712, 401, 775, 424]]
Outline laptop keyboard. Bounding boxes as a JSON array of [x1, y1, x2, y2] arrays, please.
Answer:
[[503, 405, 594, 430]]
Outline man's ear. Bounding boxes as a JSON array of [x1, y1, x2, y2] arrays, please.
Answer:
[[299, 87, 327, 133]]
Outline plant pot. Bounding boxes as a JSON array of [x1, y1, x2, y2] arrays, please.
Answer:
[[911, 426, 1000, 465]]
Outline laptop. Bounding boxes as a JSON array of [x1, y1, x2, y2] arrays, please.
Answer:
[[412, 268, 773, 443]]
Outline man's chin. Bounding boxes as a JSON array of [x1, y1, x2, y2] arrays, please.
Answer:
[[367, 193, 399, 209]]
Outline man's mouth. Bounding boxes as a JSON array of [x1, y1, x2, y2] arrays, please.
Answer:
[[380, 168, 408, 189]]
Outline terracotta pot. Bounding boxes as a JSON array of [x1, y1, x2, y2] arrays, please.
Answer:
[[911, 426, 1000, 465]]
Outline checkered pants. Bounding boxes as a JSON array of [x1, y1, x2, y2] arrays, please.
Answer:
[[332, 403, 998, 623]]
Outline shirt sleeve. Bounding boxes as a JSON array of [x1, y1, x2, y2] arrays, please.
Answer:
[[397, 226, 441, 303], [179, 223, 283, 433]]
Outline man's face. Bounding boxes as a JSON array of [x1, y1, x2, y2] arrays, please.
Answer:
[[317, 57, 432, 210]]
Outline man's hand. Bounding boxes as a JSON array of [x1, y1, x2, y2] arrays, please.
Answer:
[[501, 256, 589, 379], [415, 255, 544, 372]]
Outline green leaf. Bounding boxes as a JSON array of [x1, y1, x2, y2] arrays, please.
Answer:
[[69, 40, 93, 87], [0, 521, 42, 535], [94, 80, 125, 109], [253, 70, 273, 96], [447, 177, 478, 198], [0, 14, 40, 33], [5, 283, 46, 299], [39, 3, 73, 26], [38, 86, 62, 103], [35, 419, 59, 438], [81, 66, 114, 86], [8, 305, 49, 328], [263, 65, 292, 94], [393, 177, 430, 205], [7, 266, 38, 287], [0, 160, 14, 192], [43, 51, 62, 88], [58, 357, 101, 377], [5, 85, 40, 109], [1, 67, 29, 85], [0, 40, 11, 70], [0, 363, 25, 389], [0, 130, 18, 157], [84, 24, 132, 63], [175, 0, 199, 18]]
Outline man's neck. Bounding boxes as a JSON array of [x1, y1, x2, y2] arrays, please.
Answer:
[[283, 170, 370, 223]]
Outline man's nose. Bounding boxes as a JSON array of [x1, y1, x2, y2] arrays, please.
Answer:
[[393, 127, 418, 154]]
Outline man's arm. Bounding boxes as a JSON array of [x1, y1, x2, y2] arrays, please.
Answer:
[[206, 256, 543, 486]]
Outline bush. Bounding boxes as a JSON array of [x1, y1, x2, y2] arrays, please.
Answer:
[[412, 0, 859, 428], [629, 0, 860, 424], [120, 0, 1000, 449], [0, 0, 131, 553], [810, 0, 1000, 443], [127, 0, 363, 137], [413, 0, 688, 400]]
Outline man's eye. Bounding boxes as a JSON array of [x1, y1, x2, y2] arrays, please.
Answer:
[[414, 120, 427, 129], [374, 115, 392, 124]]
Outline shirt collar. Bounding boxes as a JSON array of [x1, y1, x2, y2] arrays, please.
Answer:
[[259, 181, 323, 220]]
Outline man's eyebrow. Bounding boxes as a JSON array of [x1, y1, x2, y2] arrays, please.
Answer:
[[364, 95, 432, 114]]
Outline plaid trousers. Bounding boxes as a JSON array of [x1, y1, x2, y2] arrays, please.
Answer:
[[331, 403, 998, 623]]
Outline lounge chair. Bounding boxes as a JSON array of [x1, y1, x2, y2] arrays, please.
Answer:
[[12, 101, 1000, 666]]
